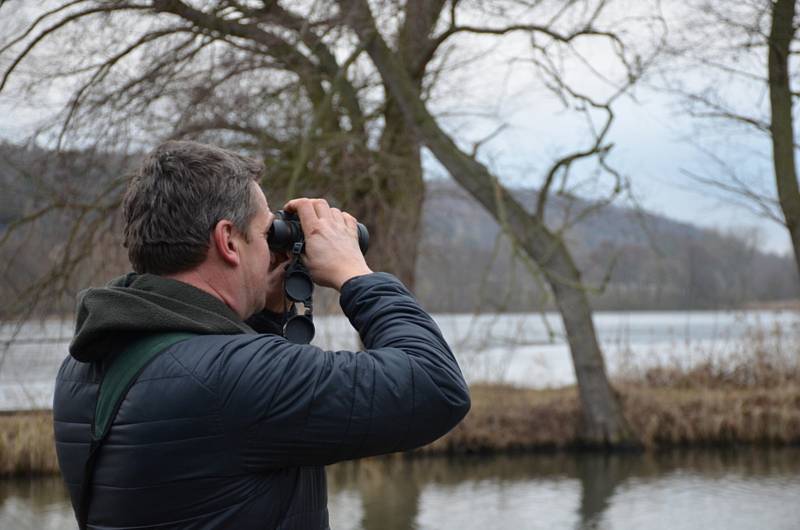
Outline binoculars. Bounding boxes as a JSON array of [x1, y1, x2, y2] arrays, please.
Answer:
[[267, 210, 369, 254], [266, 209, 369, 344]]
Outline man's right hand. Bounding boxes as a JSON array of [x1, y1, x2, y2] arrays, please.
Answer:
[[283, 198, 373, 291]]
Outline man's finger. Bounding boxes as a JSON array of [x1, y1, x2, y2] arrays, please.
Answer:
[[330, 207, 346, 225], [283, 197, 311, 214], [312, 198, 332, 219], [342, 212, 357, 231], [284, 198, 319, 230]]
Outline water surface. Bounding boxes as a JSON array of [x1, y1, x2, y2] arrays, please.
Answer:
[[3, 449, 799, 529], [3, 310, 798, 410]]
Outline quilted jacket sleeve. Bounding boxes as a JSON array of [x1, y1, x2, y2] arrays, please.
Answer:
[[215, 272, 471, 470]]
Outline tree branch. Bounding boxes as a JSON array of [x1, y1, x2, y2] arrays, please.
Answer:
[[0, 3, 152, 92]]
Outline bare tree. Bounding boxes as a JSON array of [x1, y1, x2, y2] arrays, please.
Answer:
[[0, 0, 664, 446], [0, 0, 431, 289], [334, 0, 665, 446], [662, 0, 800, 276]]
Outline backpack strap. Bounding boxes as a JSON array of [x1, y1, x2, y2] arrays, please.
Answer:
[[77, 332, 195, 530]]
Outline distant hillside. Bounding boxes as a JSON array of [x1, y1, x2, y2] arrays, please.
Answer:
[[416, 179, 799, 311], [2, 141, 797, 313]]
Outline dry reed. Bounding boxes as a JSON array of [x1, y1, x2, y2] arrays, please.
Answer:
[[430, 321, 800, 453], [0, 410, 60, 475]]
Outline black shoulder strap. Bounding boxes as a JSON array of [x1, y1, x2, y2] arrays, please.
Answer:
[[77, 332, 195, 530]]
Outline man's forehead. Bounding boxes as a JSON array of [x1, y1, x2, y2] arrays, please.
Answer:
[[251, 181, 270, 211]]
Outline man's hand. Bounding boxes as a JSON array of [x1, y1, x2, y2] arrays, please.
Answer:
[[283, 198, 373, 291], [263, 250, 290, 313]]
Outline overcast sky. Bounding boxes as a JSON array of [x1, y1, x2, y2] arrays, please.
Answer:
[[465, 84, 792, 254]]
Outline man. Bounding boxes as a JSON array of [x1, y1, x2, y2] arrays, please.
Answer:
[[53, 140, 470, 529]]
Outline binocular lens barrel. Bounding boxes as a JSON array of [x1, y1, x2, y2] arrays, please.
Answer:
[[267, 220, 303, 252], [267, 210, 369, 254]]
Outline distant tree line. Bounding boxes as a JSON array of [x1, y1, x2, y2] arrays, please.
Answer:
[[0, 142, 132, 318], [417, 181, 800, 312], [3, 141, 797, 317]]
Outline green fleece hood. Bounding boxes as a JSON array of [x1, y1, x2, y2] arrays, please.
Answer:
[[70, 272, 254, 362]]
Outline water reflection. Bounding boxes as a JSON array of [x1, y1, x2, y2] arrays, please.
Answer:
[[327, 448, 800, 530], [0, 476, 73, 529], [2, 449, 799, 529], [576, 454, 628, 529]]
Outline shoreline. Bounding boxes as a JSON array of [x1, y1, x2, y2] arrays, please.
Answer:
[[3, 381, 799, 477], [3, 304, 799, 324]]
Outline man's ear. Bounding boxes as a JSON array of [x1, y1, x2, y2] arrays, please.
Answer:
[[211, 220, 240, 267]]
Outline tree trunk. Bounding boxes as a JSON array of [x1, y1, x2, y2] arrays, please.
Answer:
[[350, 114, 425, 290], [769, 0, 800, 276], [342, 0, 639, 447], [348, 0, 446, 289], [545, 236, 636, 444]]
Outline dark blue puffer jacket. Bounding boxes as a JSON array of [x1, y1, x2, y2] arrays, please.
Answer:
[[54, 272, 470, 529]]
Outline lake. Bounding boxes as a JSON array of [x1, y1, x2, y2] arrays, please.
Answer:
[[3, 448, 799, 529], [2, 309, 798, 410], [2, 311, 798, 528]]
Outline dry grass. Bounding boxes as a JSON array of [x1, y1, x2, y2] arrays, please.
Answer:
[[621, 384, 800, 447], [615, 338, 800, 448], [424, 384, 581, 453], [428, 330, 800, 453], [0, 410, 60, 476], [426, 380, 800, 454]]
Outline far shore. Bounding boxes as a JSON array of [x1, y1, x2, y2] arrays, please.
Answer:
[[3, 375, 798, 477], [3, 301, 800, 325]]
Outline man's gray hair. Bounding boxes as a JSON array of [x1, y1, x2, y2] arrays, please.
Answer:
[[123, 140, 263, 275]]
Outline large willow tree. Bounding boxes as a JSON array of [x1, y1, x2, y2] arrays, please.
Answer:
[[0, 0, 662, 446]]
